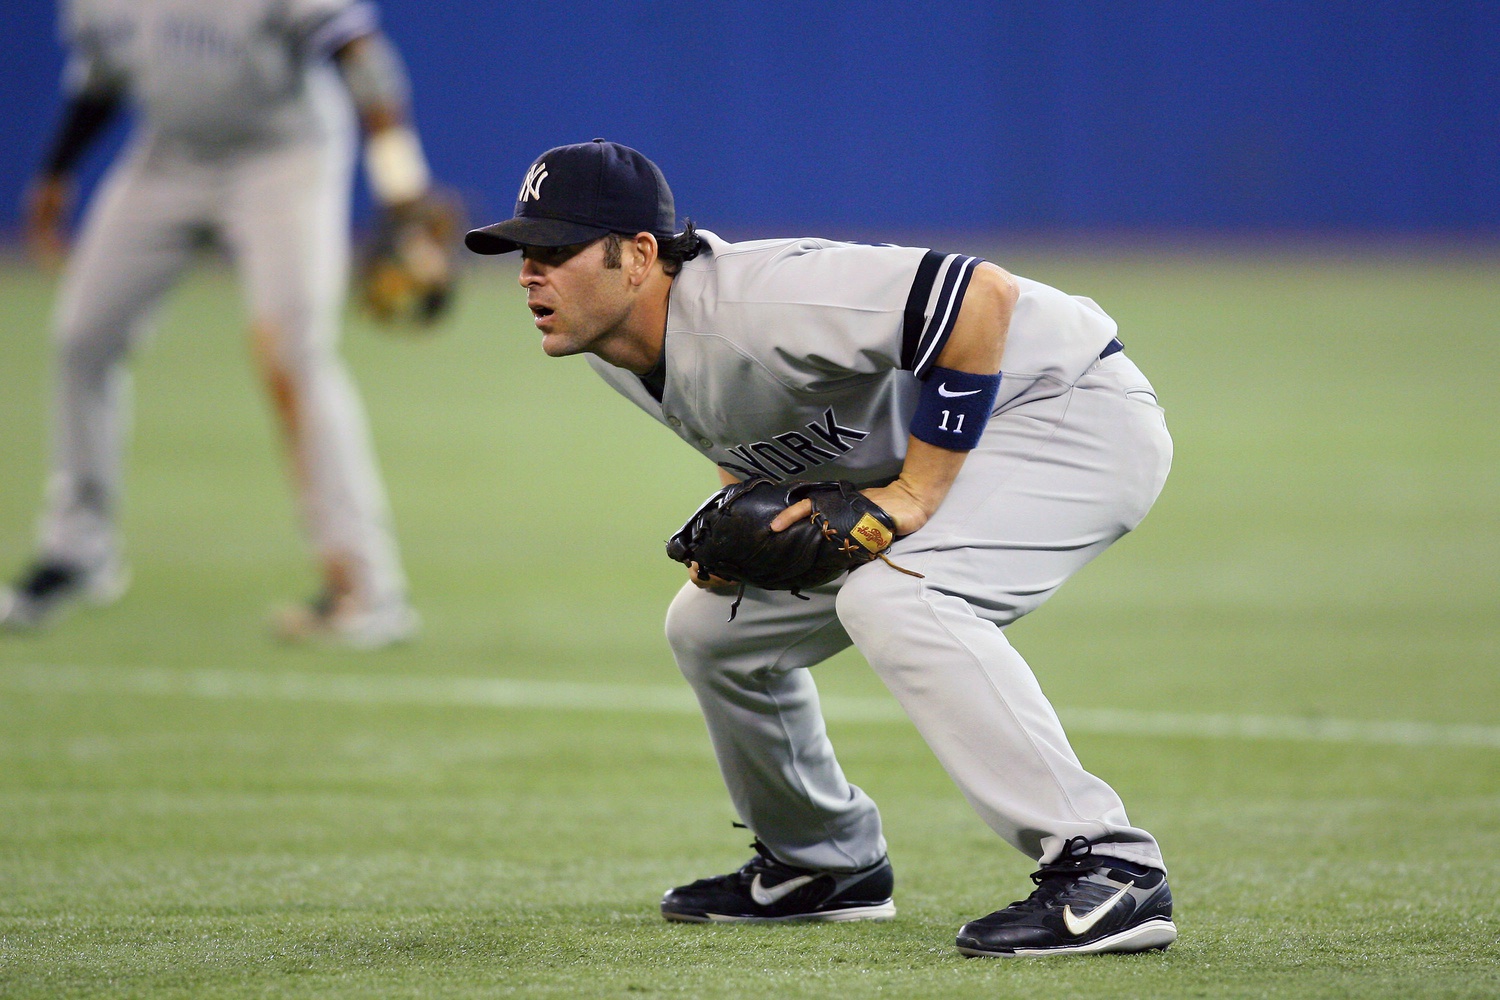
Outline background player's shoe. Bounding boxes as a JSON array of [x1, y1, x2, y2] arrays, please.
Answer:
[[0, 559, 129, 632], [661, 838, 895, 923], [956, 837, 1177, 957], [270, 591, 420, 650]]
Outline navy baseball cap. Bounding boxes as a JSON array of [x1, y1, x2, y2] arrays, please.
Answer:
[[465, 139, 676, 255]]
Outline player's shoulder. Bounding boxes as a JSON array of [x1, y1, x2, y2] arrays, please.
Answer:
[[694, 230, 927, 262], [686, 230, 932, 292], [273, 0, 377, 37], [61, 0, 119, 34]]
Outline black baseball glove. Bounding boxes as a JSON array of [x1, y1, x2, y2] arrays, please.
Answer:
[[666, 477, 922, 619], [357, 187, 466, 328]]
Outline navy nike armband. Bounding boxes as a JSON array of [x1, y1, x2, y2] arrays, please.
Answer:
[[910, 367, 1001, 451]]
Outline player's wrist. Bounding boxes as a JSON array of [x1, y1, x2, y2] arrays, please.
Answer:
[[364, 125, 431, 207], [910, 367, 1001, 451], [863, 482, 931, 536]]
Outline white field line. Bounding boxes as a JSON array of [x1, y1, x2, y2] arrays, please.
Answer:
[[4, 663, 1499, 751]]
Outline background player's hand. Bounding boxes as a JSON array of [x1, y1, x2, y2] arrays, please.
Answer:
[[24, 175, 72, 270], [357, 189, 465, 329], [687, 561, 739, 591]]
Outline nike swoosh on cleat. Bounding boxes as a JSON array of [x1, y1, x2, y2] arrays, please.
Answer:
[[937, 384, 983, 397], [1062, 881, 1135, 937], [750, 874, 818, 906]]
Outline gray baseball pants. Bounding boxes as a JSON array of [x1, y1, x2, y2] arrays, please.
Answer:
[[665, 352, 1173, 873], [36, 136, 405, 606]]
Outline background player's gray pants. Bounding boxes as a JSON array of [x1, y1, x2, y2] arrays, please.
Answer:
[[36, 137, 406, 607], [665, 353, 1173, 874]]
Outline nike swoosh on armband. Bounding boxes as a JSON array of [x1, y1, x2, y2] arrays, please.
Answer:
[[937, 383, 983, 397]]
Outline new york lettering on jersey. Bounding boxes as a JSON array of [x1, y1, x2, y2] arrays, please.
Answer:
[[719, 408, 869, 480]]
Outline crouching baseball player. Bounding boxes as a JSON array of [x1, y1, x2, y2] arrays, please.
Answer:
[[467, 140, 1177, 956]]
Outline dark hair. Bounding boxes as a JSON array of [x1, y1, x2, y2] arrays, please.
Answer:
[[601, 220, 703, 274], [656, 219, 703, 276]]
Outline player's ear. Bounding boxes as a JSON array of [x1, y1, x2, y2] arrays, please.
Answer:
[[628, 232, 659, 284]]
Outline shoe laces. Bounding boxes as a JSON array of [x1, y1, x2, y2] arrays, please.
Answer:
[[1011, 836, 1107, 908], [691, 838, 821, 895], [738, 838, 805, 879], [307, 589, 341, 620]]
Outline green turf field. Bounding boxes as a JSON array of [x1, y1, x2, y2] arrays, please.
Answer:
[[2, 245, 1497, 998]]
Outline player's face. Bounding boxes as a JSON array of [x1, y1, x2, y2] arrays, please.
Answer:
[[517, 239, 634, 360]]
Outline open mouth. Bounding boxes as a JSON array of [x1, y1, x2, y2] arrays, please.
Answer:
[[530, 304, 554, 320]]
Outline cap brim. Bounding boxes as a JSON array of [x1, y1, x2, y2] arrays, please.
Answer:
[[464, 216, 613, 255]]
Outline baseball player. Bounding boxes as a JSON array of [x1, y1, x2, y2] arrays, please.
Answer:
[[466, 140, 1177, 956], [0, 0, 442, 646]]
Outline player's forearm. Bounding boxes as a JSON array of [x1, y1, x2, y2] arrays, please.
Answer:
[[333, 33, 411, 128], [333, 33, 431, 206], [876, 263, 1018, 532], [875, 436, 969, 532]]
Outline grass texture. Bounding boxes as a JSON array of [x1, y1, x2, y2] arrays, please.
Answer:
[[1, 244, 1497, 998]]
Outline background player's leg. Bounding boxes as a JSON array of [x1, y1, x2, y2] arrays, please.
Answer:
[[37, 152, 200, 581], [836, 355, 1174, 870], [225, 142, 410, 642], [664, 582, 886, 872]]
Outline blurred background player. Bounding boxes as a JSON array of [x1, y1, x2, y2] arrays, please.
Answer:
[[0, 0, 452, 647]]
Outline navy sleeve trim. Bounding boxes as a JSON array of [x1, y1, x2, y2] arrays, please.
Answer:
[[901, 252, 983, 377], [42, 91, 122, 177], [900, 250, 945, 371]]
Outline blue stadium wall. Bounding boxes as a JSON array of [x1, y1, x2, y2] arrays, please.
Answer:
[[2, 2, 1496, 239]]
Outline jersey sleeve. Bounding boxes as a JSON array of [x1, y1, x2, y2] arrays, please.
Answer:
[[282, 0, 379, 55], [706, 238, 984, 385], [58, 0, 128, 96], [898, 249, 984, 378]]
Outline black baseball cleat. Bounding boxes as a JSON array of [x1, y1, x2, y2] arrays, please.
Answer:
[[956, 837, 1177, 957], [0, 560, 128, 631], [661, 838, 896, 923]]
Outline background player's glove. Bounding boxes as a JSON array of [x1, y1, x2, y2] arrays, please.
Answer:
[[666, 477, 922, 619], [357, 187, 466, 328]]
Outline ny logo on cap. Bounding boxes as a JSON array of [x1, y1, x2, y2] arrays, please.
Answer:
[[518, 162, 548, 203]]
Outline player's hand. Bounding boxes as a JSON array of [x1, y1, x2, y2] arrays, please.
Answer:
[[768, 485, 932, 537], [24, 175, 72, 270], [687, 561, 739, 591], [768, 499, 813, 533], [856, 483, 932, 536]]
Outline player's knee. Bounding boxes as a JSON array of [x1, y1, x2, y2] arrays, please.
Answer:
[[665, 584, 757, 690], [834, 564, 920, 656], [252, 320, 327, 376], [664, 584, 731, 664]]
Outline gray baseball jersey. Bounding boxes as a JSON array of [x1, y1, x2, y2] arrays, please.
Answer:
[[591, 230, 1173, 876], [63, 0, 373, 149], [36, 0, 406, 611], [589, 231, 1121, 484]]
